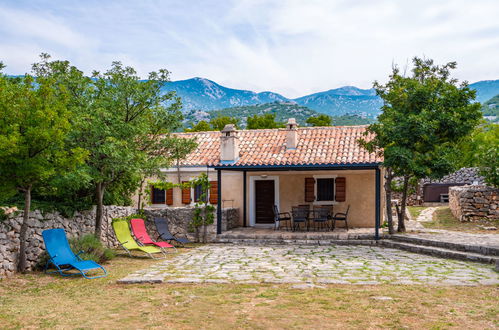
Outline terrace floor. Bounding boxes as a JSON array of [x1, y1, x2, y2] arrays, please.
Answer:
[[119, 244, 499, 286]]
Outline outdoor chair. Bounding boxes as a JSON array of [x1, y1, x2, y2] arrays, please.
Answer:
[[154, 217, 191, 246], [112, 220, 165, 258], [130, 218, 176, 253], [312, 207, 331, 231], [272, 205, 291, 230], [42, 228, 107, 279], [332, 205, 350, 231], [291, 206, 309, 231]]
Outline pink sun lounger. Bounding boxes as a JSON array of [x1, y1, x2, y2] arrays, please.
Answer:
[[130, 218, 175, 251]]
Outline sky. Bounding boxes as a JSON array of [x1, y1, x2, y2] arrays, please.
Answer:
[[1, 0, 499, 98]]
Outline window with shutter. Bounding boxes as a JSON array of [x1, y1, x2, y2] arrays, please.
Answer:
[[151, 186, 166, 204], [304, 177, 315, 202], [166, 188, 173, 205], [193, 184, 206, 202], [181, 181, 191, 204], [335, 177, 346, 202], [209, 181, 218, 204]]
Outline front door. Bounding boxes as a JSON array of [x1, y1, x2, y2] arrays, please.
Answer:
[[255, 180, 275, 224]]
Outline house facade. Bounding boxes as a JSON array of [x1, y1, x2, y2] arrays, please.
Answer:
[[145, 119, 384, 238]]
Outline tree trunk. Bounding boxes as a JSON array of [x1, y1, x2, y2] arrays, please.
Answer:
[[17, 185, 32, 273], [94, 182, 106, 239], [384, 170, 395, 235], [397, 175, 410, 233], [137, 178, 145, 211]]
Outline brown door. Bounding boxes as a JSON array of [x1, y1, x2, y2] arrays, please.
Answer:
[[255, 180, 275, 224]]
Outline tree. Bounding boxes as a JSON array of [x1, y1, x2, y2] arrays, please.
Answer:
[[306, 114, 332, 126], [209, 116, 240, 131], [32, 55, 186, 238], [0, 68, 86, 272], [456, 123, 499, 187], [246, 113, 284, 129], [185, 120, 211, 132], [360, 57, 481, 233]]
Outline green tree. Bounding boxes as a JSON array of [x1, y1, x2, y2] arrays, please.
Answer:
[[32, 55, 186, 237], [306, 114, 332, 126], [0, 67, 86, 272], [209, 116, 240, 131], [360, 57, 482, 233], [246, 113, 284, 129], [185, 120, 212, 132], [457, 124, 499, 187]]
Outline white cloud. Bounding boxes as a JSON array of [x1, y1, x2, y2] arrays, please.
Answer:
[[1, 0, 498, 98]]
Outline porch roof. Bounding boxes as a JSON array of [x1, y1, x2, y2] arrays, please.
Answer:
[[175, 125, 382, 168]]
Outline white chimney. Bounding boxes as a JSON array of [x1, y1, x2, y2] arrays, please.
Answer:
[[286, 118, 298, 149], [220, 124, 239, 162]]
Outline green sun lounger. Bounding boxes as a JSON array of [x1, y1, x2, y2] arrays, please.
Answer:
[[112, 220, 165, 259]]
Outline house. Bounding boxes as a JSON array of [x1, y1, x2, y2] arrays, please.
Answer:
[[147, 119, 385, 238]]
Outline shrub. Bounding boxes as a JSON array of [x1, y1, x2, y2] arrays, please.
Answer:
[[69, 234, 116, 263]]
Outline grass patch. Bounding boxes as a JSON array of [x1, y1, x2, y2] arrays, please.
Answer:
[[422, 207, 499, 234], [407, 206, 427, 219], [0, 252, 498, 329]]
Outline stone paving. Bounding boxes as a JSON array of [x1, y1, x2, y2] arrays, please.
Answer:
[[119, 244, 499, 285]]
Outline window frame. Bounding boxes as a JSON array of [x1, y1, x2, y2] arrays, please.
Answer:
[[151, 187, 166, 204], [313, 174, 338, 205]]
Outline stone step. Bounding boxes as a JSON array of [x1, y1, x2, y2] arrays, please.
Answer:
[[216, 237, 378, 246], [390, 234, 499, 256], [218, 233, 377, 241], [380, 240, 499, 264]]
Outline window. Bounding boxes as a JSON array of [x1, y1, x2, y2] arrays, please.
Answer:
[[193, 184, 206, 202], [151, 187, 166, 204], [316, 178, 335, 201]]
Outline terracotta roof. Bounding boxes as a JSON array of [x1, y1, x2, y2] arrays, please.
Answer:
[[175, 125, 382, 167]]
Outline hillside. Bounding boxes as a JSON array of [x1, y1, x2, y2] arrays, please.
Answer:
[[468, 80, 499, 103], [481, 94, 499, 122], [161, 77, 289, 111], [184, 102, 373, 128]]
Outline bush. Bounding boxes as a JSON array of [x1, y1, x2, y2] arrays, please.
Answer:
[[69, 234, 116, 263]]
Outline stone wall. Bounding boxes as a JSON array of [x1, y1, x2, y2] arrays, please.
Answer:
[[0, 206, 135, 278], [0, 205, 239, 278], [142, 207, 239, 242], [422, 167, 485, 185], [449, 185, 498, 221]]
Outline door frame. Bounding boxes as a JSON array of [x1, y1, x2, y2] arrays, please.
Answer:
[[249, 175, 279, 226]]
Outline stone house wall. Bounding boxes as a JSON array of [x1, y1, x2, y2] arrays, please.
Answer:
[[0, 205, 239, 279], [449, 185, 498, 221]]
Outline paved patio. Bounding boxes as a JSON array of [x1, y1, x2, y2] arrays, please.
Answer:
[[118, 244, 499, 285]]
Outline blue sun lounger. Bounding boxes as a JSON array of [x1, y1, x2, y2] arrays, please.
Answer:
[[42, 228, 107, 279]]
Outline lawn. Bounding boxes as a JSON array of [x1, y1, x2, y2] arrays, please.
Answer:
[[407, 206, 426, 219], [0, 252, 498, 329], [422, 207, 499, 234]]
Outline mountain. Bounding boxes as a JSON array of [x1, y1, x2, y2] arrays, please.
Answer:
[[184, 102, 373, 128], [293, 86, 382, 117], [161, 77, 289, 111], [468, 80, 499, 103]]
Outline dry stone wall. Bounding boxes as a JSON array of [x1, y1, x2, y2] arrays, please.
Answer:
[[449, 185, 498, 221], [0, 206, 239, 278]]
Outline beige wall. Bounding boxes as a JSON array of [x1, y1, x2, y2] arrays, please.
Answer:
[[135, 168, 384, 229]]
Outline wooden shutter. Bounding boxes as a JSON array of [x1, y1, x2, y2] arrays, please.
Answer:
[[150, 185, 155, 204], [181, 181, 191, 204], [209, 181, 218, 205], [335, 177, 346, 202], [166, 188, 173, 205], [305, 177, 315, 202]]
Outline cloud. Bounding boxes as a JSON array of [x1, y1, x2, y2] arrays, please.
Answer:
[[1, 0, 498, 98]]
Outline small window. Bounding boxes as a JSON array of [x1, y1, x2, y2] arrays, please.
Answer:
[[316, 178, 334, 201], [194, 184, 207, 202], [152, 187, 166, 204]]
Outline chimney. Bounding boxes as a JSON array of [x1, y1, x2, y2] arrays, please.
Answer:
[[286, 118, 298, 149], [220, 124, 239, 163]]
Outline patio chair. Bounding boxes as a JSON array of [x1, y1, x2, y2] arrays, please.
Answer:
[[154, 217, 191, 246], [332, 205, 350, 231], [112, 220, 165, 258], [272, 205, 291, 230], [42, 228, 107, 279], [312, 207, 331, 231], [291, 206, 308, 231], [130, 218, 176, 253]]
